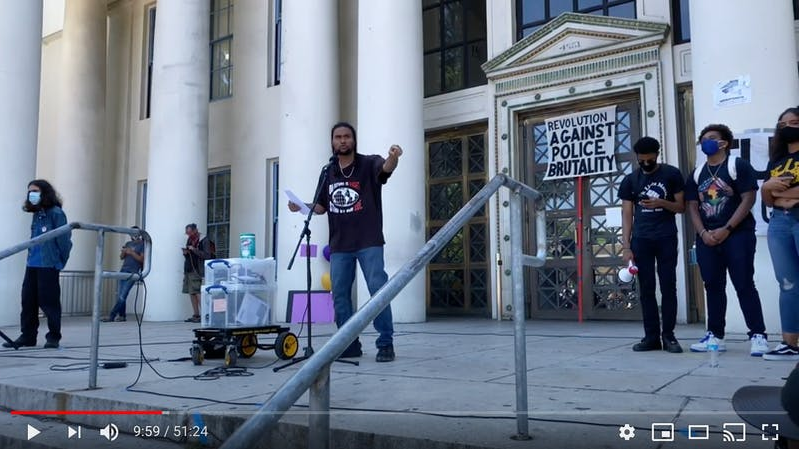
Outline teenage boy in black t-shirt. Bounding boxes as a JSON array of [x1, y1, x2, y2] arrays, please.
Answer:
[[289, 122, 401, 363], [619, 137, 686, 353]]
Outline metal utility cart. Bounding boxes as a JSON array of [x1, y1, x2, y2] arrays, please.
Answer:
[[190, 325, 298, 367], [191, 258, 297, 367]]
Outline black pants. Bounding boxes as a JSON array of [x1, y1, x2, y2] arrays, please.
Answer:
[[631, 236, 678, 340], [20, 267, 62, 343], [696, 229, 766, 339]]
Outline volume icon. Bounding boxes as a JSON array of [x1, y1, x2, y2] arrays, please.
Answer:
[[100, 423, 118, 441]]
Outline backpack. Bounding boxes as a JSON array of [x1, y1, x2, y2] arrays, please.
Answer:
[[693, 156, 739, 184]]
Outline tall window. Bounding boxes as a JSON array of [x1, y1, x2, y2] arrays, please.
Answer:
[[137, 180, 148, 229], [671, 0, 689, 43], [208, 170, 231, 258], [143, 6, 156, 119], [210, 0, 234, 100], [423, 0, 487, 97], [516, 0, 636, 40], [273, 0, 282, 85], [426, 128, 489, 315]]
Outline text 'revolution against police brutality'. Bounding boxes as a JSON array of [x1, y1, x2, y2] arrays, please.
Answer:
[[544, 105, 617, 181]]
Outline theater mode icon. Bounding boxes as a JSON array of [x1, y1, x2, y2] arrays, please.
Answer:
[[651, 423, 674, 442], [688, 425, 710, 440]]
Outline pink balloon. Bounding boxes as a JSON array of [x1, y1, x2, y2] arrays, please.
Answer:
[[323, 245, 331, 261]]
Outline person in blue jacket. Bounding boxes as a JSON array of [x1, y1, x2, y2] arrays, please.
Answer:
[[3, 180, 72, 349]]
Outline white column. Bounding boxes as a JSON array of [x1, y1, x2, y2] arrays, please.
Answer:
[[689, 0, 799, 334], [358, 2, 426, 322], [275, 0, 339, 324], [690, 0, 799, 130], [0, 1, 43, 326], [53, 0, 106, 270], [145, 0, 210, 321]]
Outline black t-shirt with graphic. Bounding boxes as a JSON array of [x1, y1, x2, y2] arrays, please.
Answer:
[[318, 153, 392, 253], [766, 151, 799, 187], [684, 157, 758, 231], [618, 163, 684, 239]]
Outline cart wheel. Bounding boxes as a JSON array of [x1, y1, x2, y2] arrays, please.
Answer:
[[225, 345, 238, 367], [191, 344, 204, 366], [275, 332, 299, 360], [237, 334, 258, 358]]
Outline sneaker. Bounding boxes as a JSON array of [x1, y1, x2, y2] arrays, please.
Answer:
[[763, 342, 799, 361], [662, 336, 683, 353], [340, 338, 362, 358], [43, 340, 59, 349], [632, 338, 661, 352], [750, 334, 769, 357], [115, 316, 127, 322], [184, 315, 201, 323], [689, 332, 727, 352], [101, 317, 115, 322], [375, 345, 395, 363], [1, 337, 36, 349]]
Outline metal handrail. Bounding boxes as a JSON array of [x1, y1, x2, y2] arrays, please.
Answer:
[[0, 222, 152, 388], [221, 174, 546, 449]]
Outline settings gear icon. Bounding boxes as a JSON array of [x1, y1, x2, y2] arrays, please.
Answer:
[[619, 424, 636, 440]]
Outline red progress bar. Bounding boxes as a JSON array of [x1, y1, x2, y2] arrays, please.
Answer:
[[11, 410, 164, 416]]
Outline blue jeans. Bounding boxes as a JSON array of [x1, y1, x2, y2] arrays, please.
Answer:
[[109, 277, 137, 320], [330, 246, 393, 348], [696, 229, 765, 339], [767, 210, 799, 333], [631, 236, 678, 339]]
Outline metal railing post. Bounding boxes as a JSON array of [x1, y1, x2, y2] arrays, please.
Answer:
[[509, 188, 531, 440], [88, 230, 106, 389], [308, 364, 331, 449]]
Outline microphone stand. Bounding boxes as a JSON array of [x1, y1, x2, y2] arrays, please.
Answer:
[[275, 157, 358, 371]]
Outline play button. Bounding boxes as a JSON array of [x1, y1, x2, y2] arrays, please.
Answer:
[[27, 424, 40, 440]]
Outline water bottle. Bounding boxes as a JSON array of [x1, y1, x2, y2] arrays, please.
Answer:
[[708, 336, 719, 368]]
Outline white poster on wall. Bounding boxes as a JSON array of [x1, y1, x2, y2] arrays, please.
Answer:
[[713, 75, 751, 108], [693, 129, 773, 235], [543, 105, 617, 180]]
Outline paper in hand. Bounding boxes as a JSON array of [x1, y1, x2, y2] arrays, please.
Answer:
[[285, 190, 311, 215]]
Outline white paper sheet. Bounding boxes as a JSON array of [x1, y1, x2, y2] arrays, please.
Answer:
[[285, 190, 311, 215], [604, 207, 622, 228]]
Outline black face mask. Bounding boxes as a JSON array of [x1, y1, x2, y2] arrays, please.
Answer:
[[638, 159, 657, 173], [779, 126, 799, 144]]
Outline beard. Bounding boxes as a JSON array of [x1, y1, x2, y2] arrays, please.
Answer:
[[335, 145, 354, 156]]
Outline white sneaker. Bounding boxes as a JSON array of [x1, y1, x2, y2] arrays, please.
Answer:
[[750, 334, 769, 357], [689, 331, 727, 352]]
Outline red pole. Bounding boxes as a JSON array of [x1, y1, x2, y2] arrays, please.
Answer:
[[576, 176, 583, 323]]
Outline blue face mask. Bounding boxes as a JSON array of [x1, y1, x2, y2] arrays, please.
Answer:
[[701, 139, 721, 156], [28, 191, 41, 205]]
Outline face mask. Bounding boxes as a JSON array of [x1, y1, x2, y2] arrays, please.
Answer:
[[779, 125, 799, 144], [700, 139, 722, 156], [28, 191, 41, 205], [638, 159, 657, 173]]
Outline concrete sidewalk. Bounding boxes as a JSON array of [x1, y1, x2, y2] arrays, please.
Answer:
[[0, 316, 793, 449]]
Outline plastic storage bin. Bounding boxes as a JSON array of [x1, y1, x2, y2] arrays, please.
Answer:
[[201, 284, 275, 328], [205, 257, 275, 286]]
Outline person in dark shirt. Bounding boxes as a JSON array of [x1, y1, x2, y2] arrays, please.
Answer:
[[762, 106, 799, 361], [103, 226, 145, 323], [288, 122, 401, 362], [619, 137, 685, 353], [685, 124, 767, 356], [182, 223, 215, 323]]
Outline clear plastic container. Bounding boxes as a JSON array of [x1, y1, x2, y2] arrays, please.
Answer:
[[201, 283, 275, 328], [204, 257, 275, 286]]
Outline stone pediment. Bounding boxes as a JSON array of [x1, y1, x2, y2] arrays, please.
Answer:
[[483, 13, 670, 78]]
